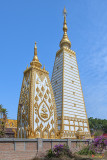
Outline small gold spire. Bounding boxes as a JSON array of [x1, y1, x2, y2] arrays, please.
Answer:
[[30, 42, 42, 68], [43, 65, 45, 70], [63, 7, 67, 33], [33, 42, 38, 61], [60, 7, 71, 49]]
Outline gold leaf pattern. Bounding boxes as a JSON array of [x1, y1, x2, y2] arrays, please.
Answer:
[[50, 105, 53, 111], [35, 95, 39, 101], [44, 93, 48, 99], [36, 80, 39, 84], [39, 92, 43, 98], [46, 89, 49, 95], [34, 102, 38, 108], [47, 123, 50, 129], [35, 117, 39, 123], [34, 102, 38, 114], [48, 97, 51, 103], [41, 85, 45, 92], [40, 123, 43, 129], [46, 83, 49, 87], [51, 119, 54, 125], [36, 87, 40, 93], [50, 105, 54, 117]]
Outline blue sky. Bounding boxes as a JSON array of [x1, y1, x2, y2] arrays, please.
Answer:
[[0, 0, 107, 120]]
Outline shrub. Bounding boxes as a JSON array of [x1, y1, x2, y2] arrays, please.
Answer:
[[77, 146, 95, 155], [89, 136, 107, 153], [46, 149, 54, 158], [78, 136, 107, 155], [94, 130, 104, 137], [46, 144, 73, 159]]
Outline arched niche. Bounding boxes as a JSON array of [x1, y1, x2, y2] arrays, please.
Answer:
[[50, 128, 55, 139], [35, 127, 41, 138], [43, 127, 49, 139]]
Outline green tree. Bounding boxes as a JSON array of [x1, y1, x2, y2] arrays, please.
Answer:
[[88, 117, 107, 135], [0, 104, 7, 137], [102, 119, 107, 133]]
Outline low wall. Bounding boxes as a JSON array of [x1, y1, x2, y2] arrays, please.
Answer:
[[0, 138, 92, 160]]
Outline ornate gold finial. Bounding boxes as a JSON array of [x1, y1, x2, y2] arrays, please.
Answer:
[[43, 65, 45, 70], [30, 42, 42, 68], [60, 7, 71, 49], [63, 7, 68, 33], [33, 42, 38, 61], [63, 7, 67, 15]]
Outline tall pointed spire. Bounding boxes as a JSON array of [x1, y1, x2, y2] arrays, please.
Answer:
[[30, 42, 42, 68], [60, 7, 71, 49], [33, 42, 38, 61]]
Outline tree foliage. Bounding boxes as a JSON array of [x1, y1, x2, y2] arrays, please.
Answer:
[[88, 117, 107, 134], [0, 104, 7, 137]]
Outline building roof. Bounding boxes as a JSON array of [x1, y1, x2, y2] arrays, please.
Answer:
[[5, 119, 17, 128]]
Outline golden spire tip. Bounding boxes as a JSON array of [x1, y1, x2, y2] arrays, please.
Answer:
[[35, 42, 37, 48], [43, 65, 45, 70], [63, 7, 67, 16], [59, 7, 71, 49], [30, 42, 42, 68]]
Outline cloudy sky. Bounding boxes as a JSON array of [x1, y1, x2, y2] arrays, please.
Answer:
[[0, 0, 107, 120]]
